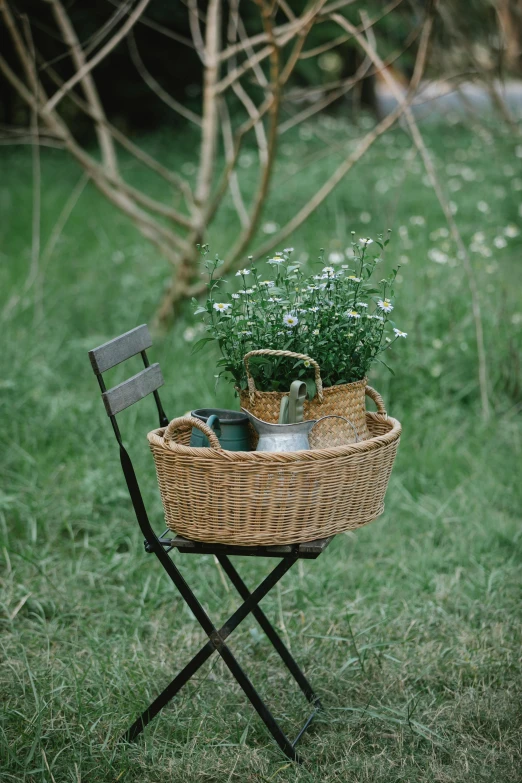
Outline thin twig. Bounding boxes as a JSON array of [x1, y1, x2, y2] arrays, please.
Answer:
[[44, 0, 152, 113]]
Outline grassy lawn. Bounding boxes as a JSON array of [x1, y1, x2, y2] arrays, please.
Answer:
[[1, 115, 521, 782]]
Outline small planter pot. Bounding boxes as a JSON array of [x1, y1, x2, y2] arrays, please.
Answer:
[[190, 408, 250, 451]]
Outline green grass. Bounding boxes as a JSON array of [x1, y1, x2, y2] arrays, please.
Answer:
[[1, 114, 521, 782]]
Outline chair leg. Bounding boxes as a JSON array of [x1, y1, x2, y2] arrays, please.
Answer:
[[121, 555, 299, 758], [217, 555, 321, 707]]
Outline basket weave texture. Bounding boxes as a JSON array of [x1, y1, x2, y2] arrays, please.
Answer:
[[148, 407, 401, 546], [238, 349, 372, 447]]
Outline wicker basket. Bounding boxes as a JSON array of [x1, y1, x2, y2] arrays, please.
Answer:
[[148, 405, 401, 546], [238, 349, 376, 448]]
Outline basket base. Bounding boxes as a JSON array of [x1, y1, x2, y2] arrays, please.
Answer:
[[166, 505, 384, 547]]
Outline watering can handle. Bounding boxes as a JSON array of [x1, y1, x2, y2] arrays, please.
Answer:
[[243, 349, 324, 405], [206, 414, 222, 438], [311, 415, 359, 443], [163, 416, 223, 450]]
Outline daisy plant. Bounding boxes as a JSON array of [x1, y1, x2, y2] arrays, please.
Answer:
[[193, 233, 406, 394]]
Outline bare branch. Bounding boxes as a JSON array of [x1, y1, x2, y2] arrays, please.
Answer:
[[335, 7, 490, 420], [187, 0, 207, 63], [47, 0, 118, 174], [127, 32, 202, 126], [219, 99, 249, 228], [195, 0, 221, 215], [44, 0, 152, 113], [106, 0, 194, 50]]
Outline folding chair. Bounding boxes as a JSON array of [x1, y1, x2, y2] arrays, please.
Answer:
[[88, 324, 334, 762]]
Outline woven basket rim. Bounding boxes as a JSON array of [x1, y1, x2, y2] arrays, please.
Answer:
[[147, 411, 401, 463], [236, 375, 368, 399]]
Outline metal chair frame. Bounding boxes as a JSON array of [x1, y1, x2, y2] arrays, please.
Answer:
[[88, 325, 333, 762]]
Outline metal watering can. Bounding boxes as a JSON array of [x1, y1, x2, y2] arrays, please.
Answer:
[[241, 409, 358, 452]]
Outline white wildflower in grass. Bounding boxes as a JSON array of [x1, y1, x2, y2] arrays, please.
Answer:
[[213, 302, 231, 312], [504, 225, 519, 238], [428, 248, 449, 264], [245, 288, 254, 295], [347, 275, 361, 282], [322, 266, 335, 276], [263, 221, 279, 234], [493, 236, 507, 249], [236, 268, 250, 276], [268, 297, 282, 303], [347, 310, 360, 319], [312, 329, 320, 336], [284, 247, 294, 253], [309, 306, 320, 312], [283, 314, 299, 328], [268, 256, 284, 265], [341, 264, 350, 270], [328, 251, 344, 264], [231, 293, 240, 299], [356, 302, 368, 308], [393, 328, 407, 338], [359, 237, 373, 245], [377, 299, 393, 313], [259, 280, 275, 287]]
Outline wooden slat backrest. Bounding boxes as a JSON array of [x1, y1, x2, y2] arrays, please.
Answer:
[[88, 324, 152, 375], [102, 364, 164, 416]]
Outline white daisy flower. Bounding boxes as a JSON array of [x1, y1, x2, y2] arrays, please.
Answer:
[[347, 310, 360, 319], [322, 266, 335, 275], [309, 306, 320, 312], [213, 302, 231, 312], [284, 247, 294, 253], [312, 329, 320, 336], [377, 299, 393, 313], [283, 314, 299, 328], [245, 288, 254, 294], [356, 302, 368, 308], [268, 297, 282, 303], [359, 238, 373, 245], [393, 328, 407, 338], [263, 221, 279, 234], [239, 330, 252, 336], [268, 256, 284, 265], [236, 268, 250, 276], [259, 280, 275, 287], [347, 275, 361, 282], [231, 293, 240, 299]]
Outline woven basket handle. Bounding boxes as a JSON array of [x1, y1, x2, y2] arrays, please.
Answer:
[[365, 385, 387, 418], [243, 349, 324, 405], [163, 416, 223, 450]]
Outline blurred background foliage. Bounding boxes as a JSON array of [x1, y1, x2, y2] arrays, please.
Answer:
[[1, 0, 516, 134]]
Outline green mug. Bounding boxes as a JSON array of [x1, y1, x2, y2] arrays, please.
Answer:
[[190, 408, 250, 451]]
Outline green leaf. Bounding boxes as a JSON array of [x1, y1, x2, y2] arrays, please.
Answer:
[[190, 337, 216, 355], [193, 306, 207, 315]]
